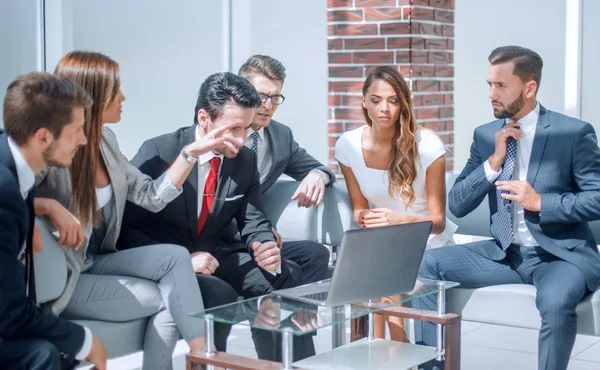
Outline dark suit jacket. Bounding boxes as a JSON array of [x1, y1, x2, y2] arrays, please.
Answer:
[[449, 106, 600, 290], [0, 131, 84, 355], [261, 120, 335, 192], [118, 125, 275, 254]]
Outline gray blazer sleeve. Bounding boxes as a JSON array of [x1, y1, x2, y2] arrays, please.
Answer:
[[123, 146, 180, 211], [448, 127, 495, 218], [103, 127, 181, 213]]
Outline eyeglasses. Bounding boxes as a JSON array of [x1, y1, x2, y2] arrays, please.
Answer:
[[259, 93, 285, 105]]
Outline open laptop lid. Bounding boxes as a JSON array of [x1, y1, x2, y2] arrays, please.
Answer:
[[325, 221, 433, 306]]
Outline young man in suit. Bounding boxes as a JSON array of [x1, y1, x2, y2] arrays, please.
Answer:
[[236, 54, 334, 284], [119, 72, 314, 360], [0, 72, 107, 369], [416, 46, 600, 370]]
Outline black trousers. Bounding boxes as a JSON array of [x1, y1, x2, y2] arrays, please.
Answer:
[[213, 247, 316, 362], [280, 240, 330, 284], [0, 338, 62, 370], [196, 274, 239, 352]]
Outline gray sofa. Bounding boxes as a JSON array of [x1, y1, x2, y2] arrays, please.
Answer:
[[34, 174, 600, 363]]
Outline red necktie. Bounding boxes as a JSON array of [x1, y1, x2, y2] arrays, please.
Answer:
[[197, 157, 221, 237]]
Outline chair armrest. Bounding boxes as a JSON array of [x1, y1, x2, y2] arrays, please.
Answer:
[[33, 218, 68, 303]]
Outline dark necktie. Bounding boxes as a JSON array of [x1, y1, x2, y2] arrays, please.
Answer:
[[250, 132, 259, 153], [197, 157, 221, 238], [496, 136, 518, 250]]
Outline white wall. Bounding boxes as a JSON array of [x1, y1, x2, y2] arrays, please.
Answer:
[[45, 0, 227, 158], [0, 0, 42, 123], [454, 0, 566, 168], [581, 0, 600, 131], [231, 0, 329, 164]]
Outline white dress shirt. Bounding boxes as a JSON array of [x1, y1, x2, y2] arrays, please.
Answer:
[[195, 127, 224, 218], [483, 103, 541, 246], [7, 137, 93, 360]]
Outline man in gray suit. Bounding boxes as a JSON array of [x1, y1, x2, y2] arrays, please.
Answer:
[[416, 45, 600, 370], [234, 55, 334, 284]]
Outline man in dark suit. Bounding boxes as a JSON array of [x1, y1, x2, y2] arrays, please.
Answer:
[[0, 72, 107, 369], [416, 46, 600, 370], [118, 72, 313, 360], [236, 54, 334, 284]]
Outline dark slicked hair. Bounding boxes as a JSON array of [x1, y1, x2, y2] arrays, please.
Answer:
[[3, 72, 92, 145], [489, 45, 544, 93], [194, 72, 262, 123], [238, 54, 287, 82]]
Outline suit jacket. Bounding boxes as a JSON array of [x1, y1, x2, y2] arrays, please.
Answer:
[[260, 120, 335, 192], [118, 124, 275, 254], [449, 105, 600, 290], [0, 130, 84, 356], [35, 126, 180, 315]]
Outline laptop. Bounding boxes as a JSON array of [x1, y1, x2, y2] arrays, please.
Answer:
[[274, 221, 433, 306]]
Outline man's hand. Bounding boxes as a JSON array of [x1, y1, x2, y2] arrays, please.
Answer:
[[488, 122, 523, 171], [191, 251, 220, 275], [47, 200, 85, 250], [272, 227, 283, 249], [291, 171, 326, 208], [252, 241, 281, 272], [186, 122, 245, 158], [254, 298, 281, 329], [291, 311, 318, 332], [361, 208, 412, 228], [496, 180, 542, 211], [87, 333, 108, 370]]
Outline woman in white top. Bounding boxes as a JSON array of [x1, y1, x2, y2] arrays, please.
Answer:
[[335, 65, 457, 341]]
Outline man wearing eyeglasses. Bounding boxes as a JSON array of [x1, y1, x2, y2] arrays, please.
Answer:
[[235, 55, 334, 286]]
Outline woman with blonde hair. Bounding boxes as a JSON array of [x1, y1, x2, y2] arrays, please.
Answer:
[[335, 65, 457, 341], [34, 51, 241, 369]]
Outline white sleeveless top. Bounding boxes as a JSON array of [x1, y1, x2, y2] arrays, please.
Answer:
[[335, 126, 457, 248]]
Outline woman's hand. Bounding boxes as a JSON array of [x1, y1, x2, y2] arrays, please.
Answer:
[[361, 208, 413, 228], [46, 200, 85, 249]]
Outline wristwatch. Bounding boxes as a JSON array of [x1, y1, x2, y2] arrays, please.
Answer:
[[180, 145, 198, 164]]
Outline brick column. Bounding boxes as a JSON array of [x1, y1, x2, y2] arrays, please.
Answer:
[[327, 0, 455, 175]]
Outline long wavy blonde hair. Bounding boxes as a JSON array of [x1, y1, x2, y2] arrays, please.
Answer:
[[362, 66, 419, 207], [54, 51, 120, 227]]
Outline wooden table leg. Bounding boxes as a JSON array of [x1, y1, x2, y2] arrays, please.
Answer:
[[444, 316, 461, 370], [350, 316, 366, 342]]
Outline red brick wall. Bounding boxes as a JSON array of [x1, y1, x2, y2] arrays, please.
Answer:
[[327, 0, 455, 175]]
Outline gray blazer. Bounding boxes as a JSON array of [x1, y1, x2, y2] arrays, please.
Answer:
[[35, 126, 181, 314], [261, 120, 335, 192], [449, 105, 600, 290]]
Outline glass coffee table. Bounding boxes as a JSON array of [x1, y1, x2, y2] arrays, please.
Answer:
[[187, 279, 460, 370]]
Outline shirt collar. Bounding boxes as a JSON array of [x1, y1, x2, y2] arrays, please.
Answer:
[[247, 127, 265, 141], [195, 125, 224, 165], [506, 102, 540, 135], [7, 136, 35, 198]]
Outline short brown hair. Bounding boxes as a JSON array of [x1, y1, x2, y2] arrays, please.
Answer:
[[238, 55, 286, 82], [489, 45, 544, 93], [3, 71, 93, 145]]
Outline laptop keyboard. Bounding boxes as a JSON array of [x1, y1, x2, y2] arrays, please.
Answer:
[[300, 291, 329, 302]]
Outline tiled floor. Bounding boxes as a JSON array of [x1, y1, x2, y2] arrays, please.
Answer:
[[85, 321, 600, 369]]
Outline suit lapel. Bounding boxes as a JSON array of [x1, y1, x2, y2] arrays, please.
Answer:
[[526, 107, 551, 185], [100, 137, 125, 246], [265, 125, 280, 164], [210, 158, 232, 221], [182, 126, 200, 241]]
